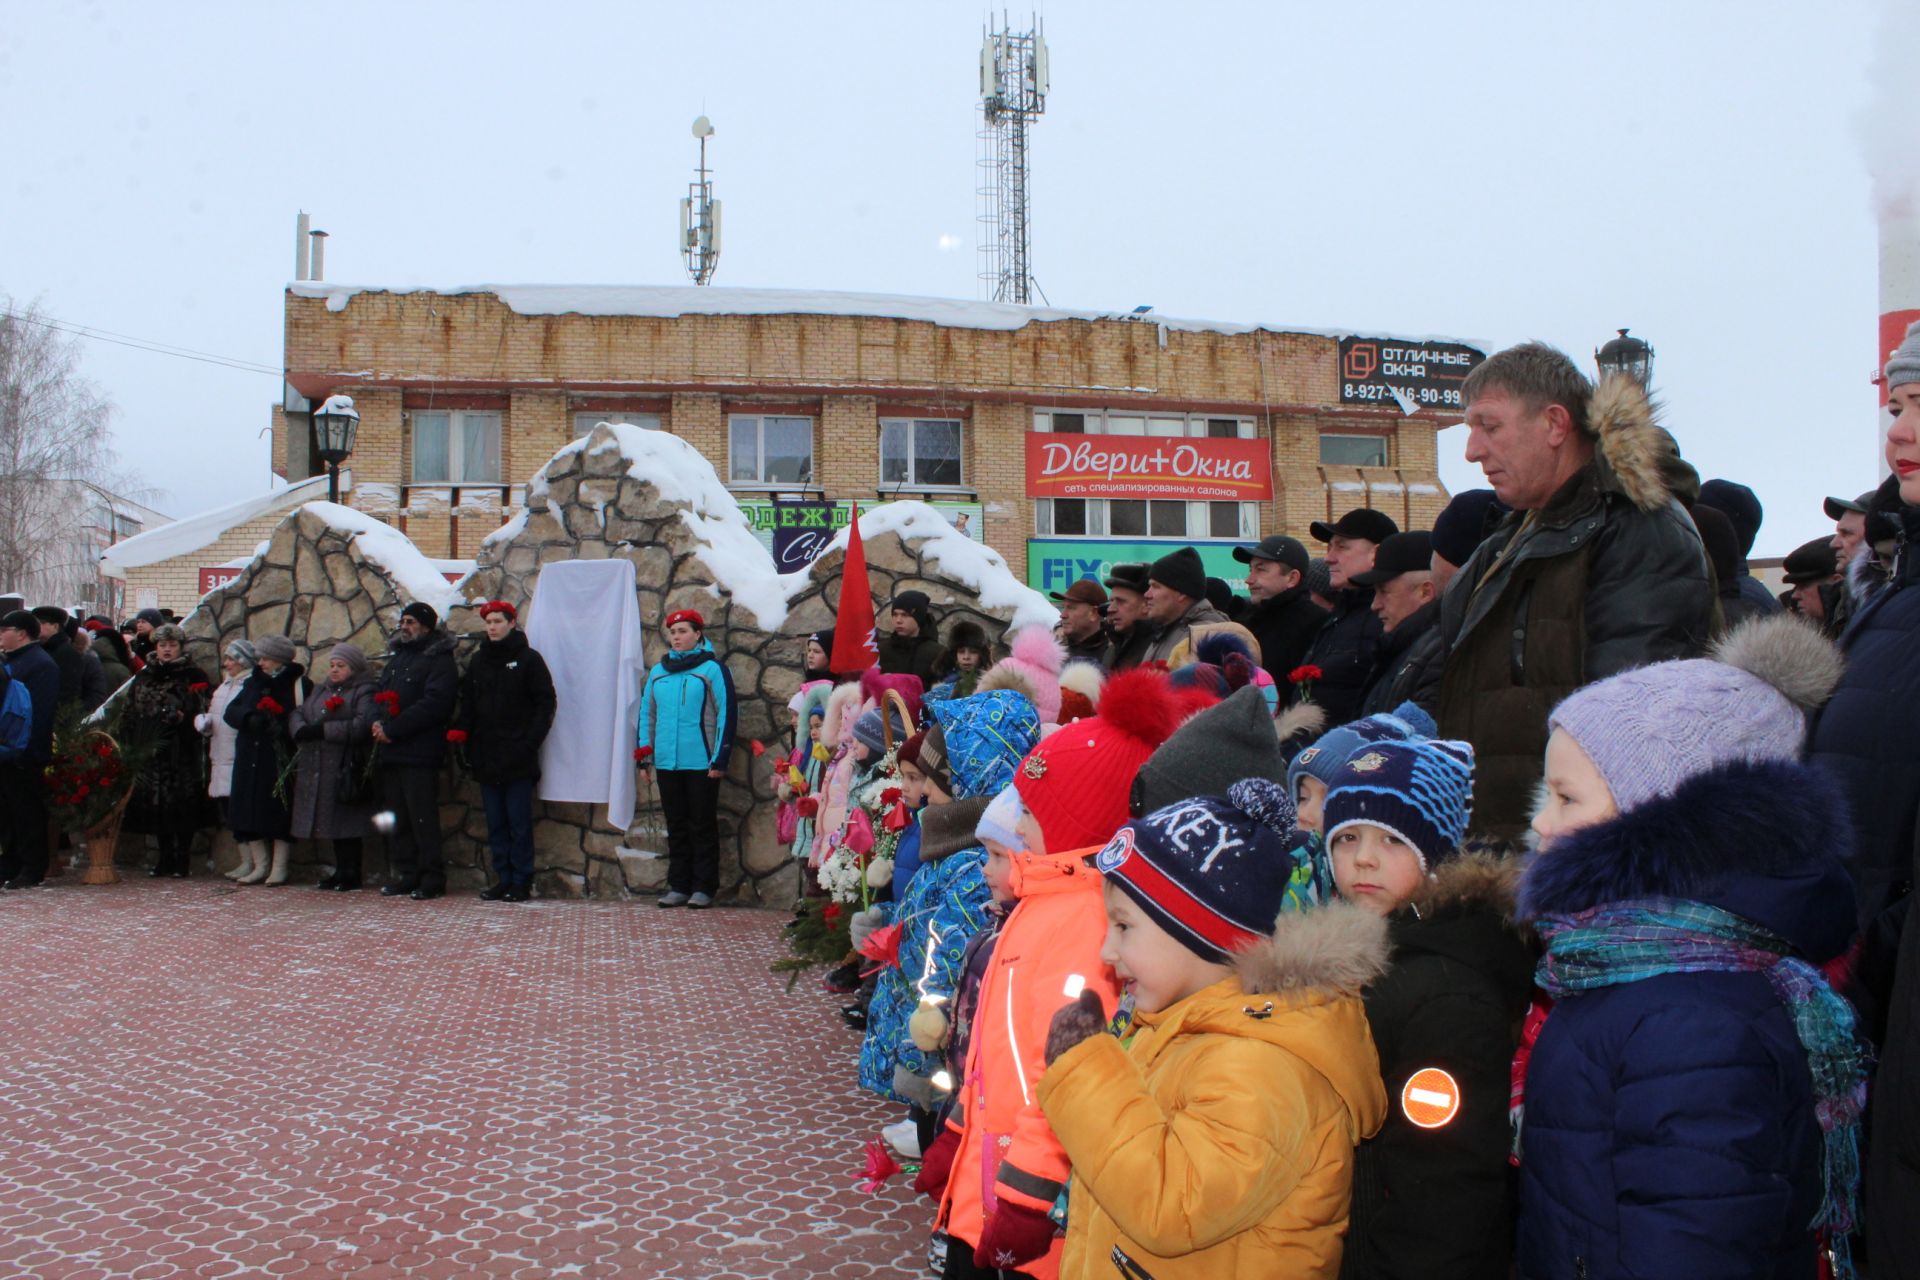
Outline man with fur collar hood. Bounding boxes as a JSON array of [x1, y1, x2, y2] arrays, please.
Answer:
[[1436, 343, 1712, 841]]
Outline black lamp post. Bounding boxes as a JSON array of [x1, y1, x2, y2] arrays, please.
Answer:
[[1595, 328, 1655, 388], [313, 394, 360, 503]]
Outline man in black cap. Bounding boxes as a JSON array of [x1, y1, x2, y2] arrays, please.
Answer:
[[1825, 491, 1874, 569], [1233, 534, 1326, 686], [876, 589, 943, 684], [1697, 478, 1781, 619], [1102, 562, 1154, 672], [1141, 546, 1228, 665], [373, 601, 459, 899], [1428, 489, 1505, 595], [1353, 532, 1444, 717], [1298, 507, 1398, 727], [1049, 578, 1110, 667], [29, 605, 85, 715], [0, 610, 60, 889], [1781, 537, 1844, 637]]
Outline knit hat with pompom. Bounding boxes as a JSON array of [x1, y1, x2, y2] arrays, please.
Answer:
[[1013, 668, 1181, 852]]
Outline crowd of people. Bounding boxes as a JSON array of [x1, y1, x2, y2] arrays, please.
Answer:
[[771, 333, 1920, 1277], [0, 600, 556, 900]]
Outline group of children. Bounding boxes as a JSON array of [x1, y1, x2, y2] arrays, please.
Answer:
[[774, 613, 1867, 1279]]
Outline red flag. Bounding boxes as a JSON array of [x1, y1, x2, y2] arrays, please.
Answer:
[[830, 503, 879, 675]]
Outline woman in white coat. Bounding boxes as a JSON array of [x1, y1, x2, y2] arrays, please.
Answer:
[[195, 638, 257, 880]]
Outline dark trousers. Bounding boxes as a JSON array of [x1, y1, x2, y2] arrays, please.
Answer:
[[655, 768, 720, 896], [940, 1237, 1035, 1280], [481, 778, 535, 887], [382, 766, 443, 892], [0, 761, 49, 885], [332, 837, 363, 885]]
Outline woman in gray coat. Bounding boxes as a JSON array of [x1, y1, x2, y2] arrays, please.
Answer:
[[289, 643, 378, 891]]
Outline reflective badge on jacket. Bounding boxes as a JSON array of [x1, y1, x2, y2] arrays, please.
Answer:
[[1400, 1066, 1461, 1128]]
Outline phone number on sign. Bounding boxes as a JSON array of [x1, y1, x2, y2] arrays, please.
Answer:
[[1342, 384, 1463, 406]]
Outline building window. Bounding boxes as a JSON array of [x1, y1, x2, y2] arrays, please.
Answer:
[[880, 418, 964, 488], [1320, 433, 1390, 467], [574, 412, 661, 436], [412, 411, 503, 483], [728, 415, 814, 486], [1037, 497, 1255, 541], [1033, 409, 1255, 438]]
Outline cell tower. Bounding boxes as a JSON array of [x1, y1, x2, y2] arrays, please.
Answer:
[[680, 116, 722, 286], [977, 14, 1049, 304]]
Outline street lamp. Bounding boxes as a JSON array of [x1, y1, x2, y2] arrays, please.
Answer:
[[1595, 328, 1655, 388], [313, 394, 360, 503]]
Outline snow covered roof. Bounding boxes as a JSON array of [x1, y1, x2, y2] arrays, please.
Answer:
[[289, 282, 1484, 348], [101, 473, 337, 574]]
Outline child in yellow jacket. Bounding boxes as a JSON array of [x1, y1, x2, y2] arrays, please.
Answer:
[[1037, 778, 1391, 1280]]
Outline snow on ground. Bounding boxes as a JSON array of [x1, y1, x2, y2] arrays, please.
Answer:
[[289, 282, 1488, 348]]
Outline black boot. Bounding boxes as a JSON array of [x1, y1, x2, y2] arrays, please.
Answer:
[[314, 872, 342, 891], [149, 835, 174, 877]]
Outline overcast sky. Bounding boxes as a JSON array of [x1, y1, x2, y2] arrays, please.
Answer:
[[0, 1, 1897, 558]]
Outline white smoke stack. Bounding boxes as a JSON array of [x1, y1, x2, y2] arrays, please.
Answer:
[[1861, 0, 1920, 410], [295, 211, 310, 280], [309, 229, 328, 282]]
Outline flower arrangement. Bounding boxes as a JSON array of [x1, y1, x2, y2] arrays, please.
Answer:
[[1288, 664, 1325, 703], [772, 895, 854, 987], [43, 706, 157, 835]]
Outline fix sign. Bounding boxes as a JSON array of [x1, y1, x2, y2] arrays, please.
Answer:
[[1400, 1066, 1461, 1129], [1025, 434, 1273, 501]]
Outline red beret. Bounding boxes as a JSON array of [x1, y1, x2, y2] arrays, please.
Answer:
[[479, 600, 517, 622], [664, 609, 705, 631]]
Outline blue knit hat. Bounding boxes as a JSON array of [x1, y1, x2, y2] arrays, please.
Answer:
[[1287, 703, 1437, 799], [852, 706, 906, 756], [1323, 738, 1475, 874], [1094, 778, 1316, 963]]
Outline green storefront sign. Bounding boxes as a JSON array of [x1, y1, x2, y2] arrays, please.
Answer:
[[1027, 539, 1248, 596]]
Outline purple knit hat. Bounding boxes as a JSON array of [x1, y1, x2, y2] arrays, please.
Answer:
[[1547, 616, 1843, 814]]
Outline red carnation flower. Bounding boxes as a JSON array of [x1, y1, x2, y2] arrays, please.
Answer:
[[749, 739, 766, 758], [446, 729, 469, 744], [95, 743, 113, 759], [324, 695, 345, 713], [796, 796, 819, 817], [189, 682, 210, 694], [634, 745, 654, 762], [1287, 665, 1324, 685], [258, 696, 286, 716], [880, 787, 903, 806], [822, 902, 843, 924]]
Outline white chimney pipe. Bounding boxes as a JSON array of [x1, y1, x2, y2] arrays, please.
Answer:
[[295, 211, 310, 280], [1880, 199, 1920, 409], [309, 229, 329, 282]]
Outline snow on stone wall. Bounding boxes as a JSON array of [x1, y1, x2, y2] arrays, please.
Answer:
[[174, 425, 1052, 904]]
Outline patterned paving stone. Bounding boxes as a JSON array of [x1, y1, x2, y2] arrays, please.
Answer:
[[0, 881, 930, 1278]]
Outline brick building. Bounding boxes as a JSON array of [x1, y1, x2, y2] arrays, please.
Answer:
[[275, 284, 1479, 593]]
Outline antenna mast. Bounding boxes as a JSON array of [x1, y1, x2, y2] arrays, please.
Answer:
[[680, 116, 722, 286], [977, 13, 1049, 304]]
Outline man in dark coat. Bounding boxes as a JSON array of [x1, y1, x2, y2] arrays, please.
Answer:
[[1140, 546, 1228, 665], [1696, 477, 1782, 620], [456, 602, 558, 902], [1354, 532, 1444, 718], [1048, 578, 1110, 667], [1301, 507, 1398, 727], [0, 610, 60, 889], [875, 589, 943, 684], [373, 601, 459, 899], [31, 606, 85, 714], [1780, 537, 1843, 638], [1233, 534, 1327, 685], [1101, 562, 1154, 672], [1690, 504, 1768, 635], [1436, 343, 1712, 842]]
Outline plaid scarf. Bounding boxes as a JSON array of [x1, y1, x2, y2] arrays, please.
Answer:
[[1536, 897, 1867, 1279]]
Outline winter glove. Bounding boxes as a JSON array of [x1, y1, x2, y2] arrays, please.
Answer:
[[848, 906, 887, 952], [1045, 989, 1108, 1066], [974, 1200, 1058, 1271], [891, 1065, 941, 1109], [908, 999, 950, 1052], [292, 723, 324, 743], [912, 1129, 960, 1201]]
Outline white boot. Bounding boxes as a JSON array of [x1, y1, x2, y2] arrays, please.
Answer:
[[262, 840, 292, 886], [237, 841, 271, 884], [225, 842, 257, 881]]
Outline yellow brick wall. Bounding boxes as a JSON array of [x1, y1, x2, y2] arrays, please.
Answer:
[[286, 292, 1457, 568], [122, 513, 299, 617]]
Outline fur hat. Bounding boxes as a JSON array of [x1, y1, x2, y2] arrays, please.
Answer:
[[1323, 738, 1476, 874], [1013, 668, 1182, 852], [1548, 615, 1844, 815], [1134, 685, 1290, 817], [1287, 703, 1436, 800], [988, 625, 1066, 725], [1095, 777, 1313, 963], [945, 618, 991, 656], [859, 668, 924, 729], [1057, 661, 1104, 723]]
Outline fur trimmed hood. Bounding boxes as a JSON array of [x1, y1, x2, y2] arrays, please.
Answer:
[[1519, 758, 1856, 963], [1407, 851, 1521, 921], [1233, 900, 1392, 998], [1587, 374, 1696, 514]]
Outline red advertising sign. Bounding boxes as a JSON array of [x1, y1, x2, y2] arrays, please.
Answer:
[[198, 566, 243, 595], [1025, 434, 1273, 501]]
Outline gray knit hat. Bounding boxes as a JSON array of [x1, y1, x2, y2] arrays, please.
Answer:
[[254, 634, 297, 663], [328, 642, 369, 675], [1548, 616, 1843, 814], [1887, 318, 1920, 391], [224, 638, 258, 667], [1133, 685, 1288, 816]]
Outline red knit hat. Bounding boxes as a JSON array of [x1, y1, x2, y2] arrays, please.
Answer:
[[1013, 669, 1180, 853]]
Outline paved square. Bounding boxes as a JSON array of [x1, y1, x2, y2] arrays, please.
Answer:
[[0, 880, 928, 1278]]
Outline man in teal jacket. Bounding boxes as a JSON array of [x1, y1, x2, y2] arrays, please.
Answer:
[[635, 608, 737, 908]]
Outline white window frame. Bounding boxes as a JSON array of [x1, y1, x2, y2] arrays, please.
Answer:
[[727, 414, 815, 488], [1033, 409, 1256, 439], [879, 417, 966, 490], [573, 411, 662, 436], [1034, 497, 1258, 541], [1319, 433, 1391, 467], [411, 410, 503, 483]]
